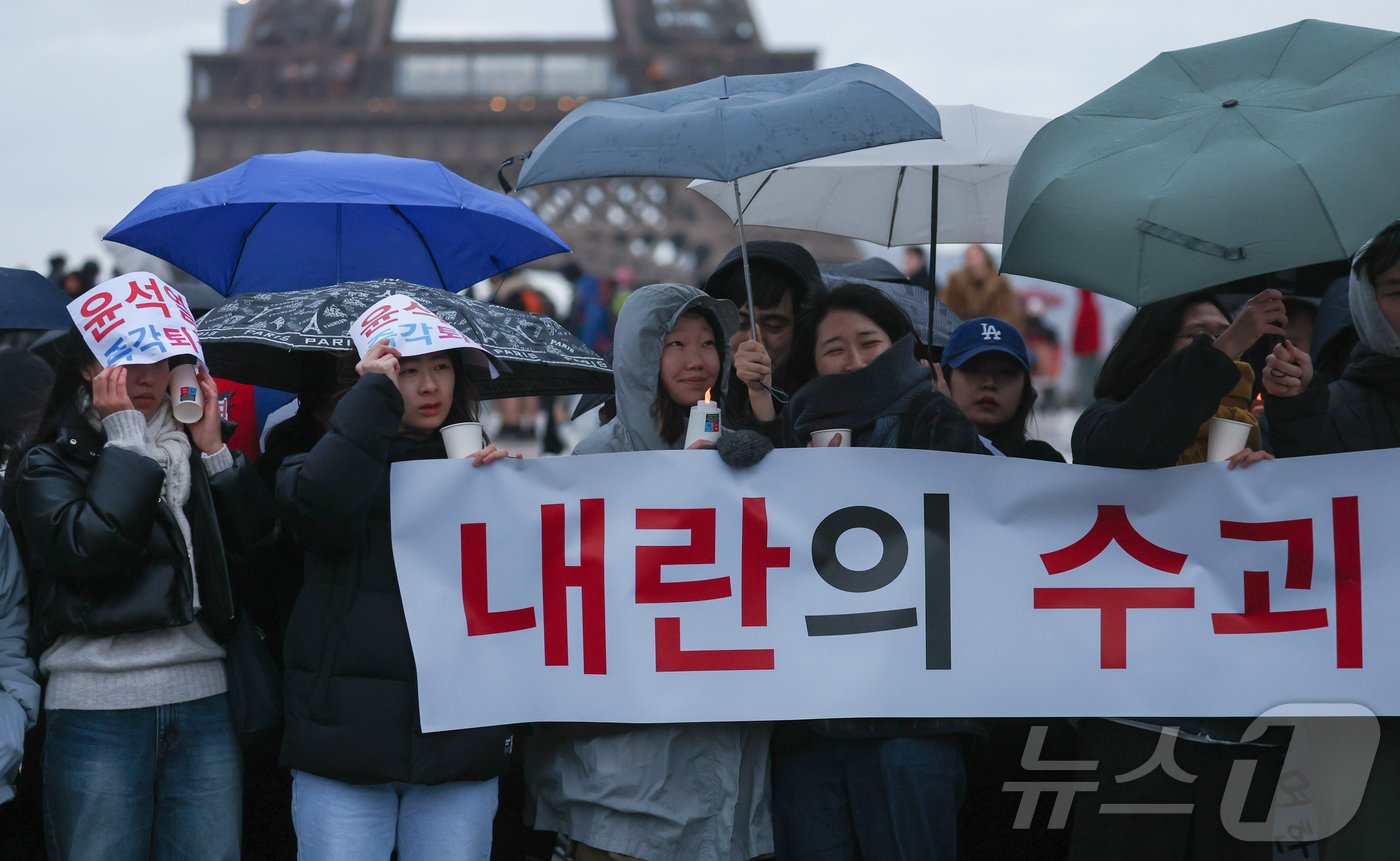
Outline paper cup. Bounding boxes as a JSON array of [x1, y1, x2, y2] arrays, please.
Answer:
[[810, 428, 851, 448], [1206, 417, 1252, 462], [442, 422, 484, 458], [168, 362, 203, 424]]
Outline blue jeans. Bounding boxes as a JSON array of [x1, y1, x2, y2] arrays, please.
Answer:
[[291, 769, 498, 861], [43, 693, 241, 861], [773, 735, 966, 861]]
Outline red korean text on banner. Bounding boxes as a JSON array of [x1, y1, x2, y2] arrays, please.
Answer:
[[1035, 505, 1193, 669], [635, 507, 774, 672], [1211, 497, 1363, 668]]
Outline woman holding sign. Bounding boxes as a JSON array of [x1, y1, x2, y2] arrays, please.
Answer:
[[1068, 288, 1286, 861], [761, 283, 982, 861], [276, 297, 516, 861], [525, 283, 779, 861], [3, 275, 247, 860]]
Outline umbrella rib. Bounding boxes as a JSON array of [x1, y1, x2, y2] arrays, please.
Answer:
[[1241, 91, 1400, 114], [1163, 51, 1211, 98], [230, 203, 277, 290], [1242, 22, 1307, 102], [1232, 113, 1347, 253], [886, 166, 906, 247], [388, 205, 451, 290], [1295, 36, 1400, 92], [739, 172, 776, 221]]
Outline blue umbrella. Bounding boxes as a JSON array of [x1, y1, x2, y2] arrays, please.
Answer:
[[0, 267, 72, 332], [506, 64, 941, 322], [106, 151, 570, 297]]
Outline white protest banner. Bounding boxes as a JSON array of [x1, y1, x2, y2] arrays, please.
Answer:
[[390, 448, 1393, 732], [351, 293, 498, 378], [68, 272, 204, 368]]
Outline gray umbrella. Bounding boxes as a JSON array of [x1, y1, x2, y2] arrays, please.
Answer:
[[504, 64, 941, 323], [818, 263, 962, 349], [196, 279, 611, 398]]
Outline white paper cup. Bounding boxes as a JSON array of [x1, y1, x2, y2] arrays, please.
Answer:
[[168, 362, 203, 424], [442, 421, 484, 458], [1206, 416, 1252, 462], [810, 428, 851, 448]]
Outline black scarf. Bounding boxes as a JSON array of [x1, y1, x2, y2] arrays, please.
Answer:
[[787, 335, 930, 444], [1343, 350, 1400, 397]]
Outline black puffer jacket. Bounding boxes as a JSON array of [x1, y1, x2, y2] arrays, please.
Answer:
[[1072, 339, 1244, 468], [277, 374, 510, 785], [1266, 350, 1400, 456], [10, 417, 239, 653]]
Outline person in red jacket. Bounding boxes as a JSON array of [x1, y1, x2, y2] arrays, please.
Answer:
[[1070, 288, 1103, 408]]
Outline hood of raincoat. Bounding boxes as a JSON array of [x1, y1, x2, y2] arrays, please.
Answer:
[[1349, 237, 1400, 359], [574, 283, 738, 454]]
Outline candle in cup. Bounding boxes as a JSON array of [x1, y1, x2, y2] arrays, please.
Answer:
[[683, 388, 721, 448]]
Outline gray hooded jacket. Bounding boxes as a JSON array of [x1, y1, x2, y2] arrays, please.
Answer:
[[573, 283, 739, 454], [0, 517, 39, 806], [529, 284, 774, 861], [1267, 240, 1400, 455]]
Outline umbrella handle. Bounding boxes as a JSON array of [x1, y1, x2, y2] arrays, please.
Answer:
[[497, 151, 532, 194]]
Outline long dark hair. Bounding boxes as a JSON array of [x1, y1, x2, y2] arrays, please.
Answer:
[[788, 283, 916, 390], [1094, 291, 1230, 403], [652, 309, 723, 446], [2, 330, 96, 514]]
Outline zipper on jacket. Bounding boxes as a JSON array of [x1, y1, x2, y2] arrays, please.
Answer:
[[159, 495, 236, 622]]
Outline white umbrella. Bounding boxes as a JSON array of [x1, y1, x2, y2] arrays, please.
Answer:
[[687, 104, 1047, 246]]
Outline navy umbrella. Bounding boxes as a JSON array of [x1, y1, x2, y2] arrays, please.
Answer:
[[196, 279, 611, 399], [106, 151, 569, 297], [505, 64, 941, 320], [0, 267, 72, 332]]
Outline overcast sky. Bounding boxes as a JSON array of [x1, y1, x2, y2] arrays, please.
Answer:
[[2, 0, 1397, 271]]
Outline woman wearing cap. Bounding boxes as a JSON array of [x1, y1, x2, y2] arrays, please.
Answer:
[[276, 337, 517, 861], [1066, 287, 1285, 861], [937, 317, 1064, 461], [4, 327, 246, 859], [768, 283, 982, 861], [935, 319, 1073, 858], [526, 283, 776, 861]]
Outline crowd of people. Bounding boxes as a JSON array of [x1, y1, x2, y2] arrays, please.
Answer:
[[0, 218, 1396, 861]]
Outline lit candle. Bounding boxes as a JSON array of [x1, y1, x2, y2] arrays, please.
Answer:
[[683, 387, 721, 448]]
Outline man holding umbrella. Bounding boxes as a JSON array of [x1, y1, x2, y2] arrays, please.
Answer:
[[704, 240, 824, 424]]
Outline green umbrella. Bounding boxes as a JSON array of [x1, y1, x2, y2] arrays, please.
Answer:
[[1001, 19, 1400, 306]]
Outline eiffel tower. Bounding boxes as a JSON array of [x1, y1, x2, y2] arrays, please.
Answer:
[[188, 0, 858, 286]]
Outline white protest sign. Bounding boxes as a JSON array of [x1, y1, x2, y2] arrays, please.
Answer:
[[390, 448, 1395, 732], [351, 294, 498, 378], [67, 272, 204, 368]]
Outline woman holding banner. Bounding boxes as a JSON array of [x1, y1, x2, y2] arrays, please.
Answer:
[[3, 278, 247, 860], [937, 316, 1065, 461], [525, 283, 777, 861], [1261, 220, 1400, 857], [1068, 288, 1286, 861], [276, 313, 517, 861], [763, 283, 982, 861]]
